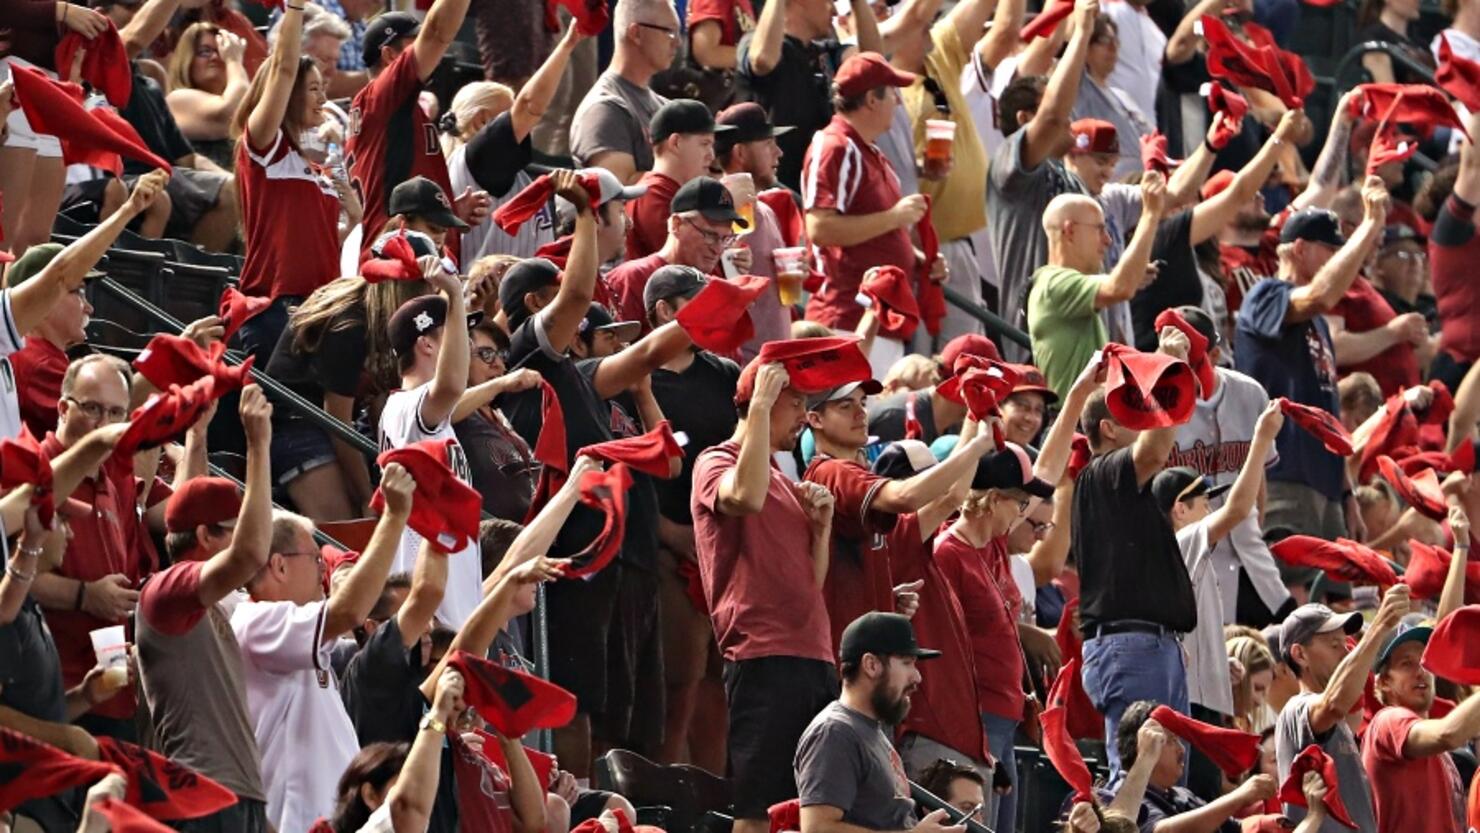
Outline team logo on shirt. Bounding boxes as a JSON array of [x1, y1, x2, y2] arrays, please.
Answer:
[[1167, 439, 1253, 476]]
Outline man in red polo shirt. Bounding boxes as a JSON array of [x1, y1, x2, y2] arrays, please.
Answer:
[[802, 52, 939, 378], [29, 354, 190, 741], [2, 243, 95, 438], [349, 2, 490, 252], [626, 100, 735, 259]]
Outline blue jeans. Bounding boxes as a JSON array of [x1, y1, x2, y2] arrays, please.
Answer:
[[1081, 629, 1189, 774], [982, 712, 1018, 832]]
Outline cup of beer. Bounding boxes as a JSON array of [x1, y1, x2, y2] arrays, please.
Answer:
[[722, 172, 756, 236], [90, 625, 130, 690], [773, 247, 808, 306], [923, 119, 956, 179]]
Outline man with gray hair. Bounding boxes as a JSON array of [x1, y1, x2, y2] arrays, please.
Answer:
[[571, 0, 678, 182], [270, 3, 360, 97]]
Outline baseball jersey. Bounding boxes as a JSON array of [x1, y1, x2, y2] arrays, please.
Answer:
[[236, 130, 342, 299], [0, 290, 28, 441]]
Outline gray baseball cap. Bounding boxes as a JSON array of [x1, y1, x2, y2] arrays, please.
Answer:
[[1279, 603, 1363, 662]]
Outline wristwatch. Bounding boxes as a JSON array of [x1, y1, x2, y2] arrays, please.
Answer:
[[419, 715, 447, 734]]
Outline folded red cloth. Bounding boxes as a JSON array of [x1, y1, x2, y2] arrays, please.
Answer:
[[1149, 705, 1261, 779], [1367, 121, 1419, 174], [1101, 343, 1196, 430], [1020, 0, 1074, 40], [1067, 434, 1093, 482], [1053, 598, 1104, 738], [1377, 455, 1447, 520], [0, 433, 56, 527], [0, 727, 118, 814], [1350, 83, 1468, 140], [1201, 16, 1306, 108], [759, 188, 806, 248], [1359, 395, 1419, 482], [95, 736, 237, 821], [734, 336, 873, 403], [562, 463, 634, 579], [55, 19, 132, 107], [675, 275, 770, 354], [134, 335, 254, 394], [361, 228, 423, 283], [493, 173, 602, 235], [1278, 745, 1356, 829], [1155, 309, 1215, 399], [1403, 540, 1480, 603], [93, 797, 175, 833], [1278, 398, 1354, 457], [1205, 80, 1250, 123], [217, 288, 272, 344], [1398, 443, 1476, 476], [372, 438, 483, 553], [1424, 605, 1480, 685], [1140, 131, 1180, 175], [861, 265, 921, 342], [114, 378, 218, 461], [769, 800, 802, 833], [445, 649, 579, 736], [11, 64, 171, 173], [578, 421, 683, 480], [917, 196, 945, 337], [1042, 658, 1096, 803], [1270, 535, 1399, 587], [1438, 34, 1480, 112]]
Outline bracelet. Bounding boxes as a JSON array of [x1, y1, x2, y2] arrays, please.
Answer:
[[17, 545, 42, 560], [6, 564, 34, 582], [1204, 137, 1218, 154], [74, 580, 87, 612]]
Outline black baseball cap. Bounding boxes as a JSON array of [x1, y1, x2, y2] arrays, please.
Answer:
[[1170, 305, 1220, 348], [362, 12, 420, 68], [838, 612, 941, 664], [1280, 208, 1346, 248], [1151, 466, 1231, 513], [715, 102, 794, 150], [643, 264, 708, 312], [499, 258, 562, 322], [387, 295, 484, 357], [578, 303, 641, 345], [650, 99, 734, 145], [389, 176, 469, 230], [1381, 223, 1425, 249], [670, 177, 749, 230], [971, 443, 1054, 498], [872, 440, 939, 479]]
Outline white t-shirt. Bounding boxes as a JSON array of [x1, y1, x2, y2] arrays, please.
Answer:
[[378, 382, 482, 629], [1101, 0, 1165, 131], [357, 803, 395, 833], [1176, 519, 1233, 716], [0, 290, 29, 441], [231, 599, 360, 833], [1009, 554, 1036, 624]]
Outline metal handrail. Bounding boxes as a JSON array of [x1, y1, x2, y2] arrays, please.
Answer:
[[942, 286, 1032, 350]]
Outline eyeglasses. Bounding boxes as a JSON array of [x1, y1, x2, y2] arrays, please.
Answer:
[[1026, 518, 1056, 536], [64, 397, 128, 423], [279, 550, 325, 565], [637, 21, 678, 38], [473, 346, 504, 366], [1384, 250, 1425, 264], [195, 46, 220, 59], [683, 217, 737, 248]]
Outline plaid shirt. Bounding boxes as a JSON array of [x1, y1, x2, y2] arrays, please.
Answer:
[[270, 0, 366, 71]]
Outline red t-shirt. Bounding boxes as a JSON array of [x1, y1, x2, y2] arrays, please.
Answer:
[[236, 130, 343, 299], [888, 514, 990, 764], [691, 440, 834, 663], [800, 116, 916, 330], [1361, 705, 1464, 833], [625, 171, 680, 261], [607, 252, 671, 330], [933, 530, 1024, 720], [9, 336, 65, 438], [139, 560, 209, 636], [39, 433, 168, 719], [1431, 194, 1480, 364], [802, 455, 897, 654], [686, 0, 756, 45], [347, 48, 455, 253], [1331, 277, 1418, 397]]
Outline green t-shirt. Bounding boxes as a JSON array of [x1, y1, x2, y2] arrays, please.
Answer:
[[1026, 264, 1106, 399]]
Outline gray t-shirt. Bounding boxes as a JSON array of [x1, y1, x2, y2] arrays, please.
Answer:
[[795, 702, 919, 831], [1274, 692, 1378, 833], [987, 128, 1087, 360], [570, 70, 668, 173]]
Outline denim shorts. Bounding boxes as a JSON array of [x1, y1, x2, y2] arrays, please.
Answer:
[[269, 420, 338, 486]]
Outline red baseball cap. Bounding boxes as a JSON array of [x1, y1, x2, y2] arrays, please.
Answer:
[[1201, 169, 1236, 200], [164, 477, 242, 533], [1069, 119, 1119, 155], [938, 334, 1000, 377], [1007, 363, 1058, 403], [833, 52, 917, 99]]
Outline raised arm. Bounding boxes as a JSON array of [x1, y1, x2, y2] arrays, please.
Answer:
[[1307, 584, 1407, 734], [1437, 496, 1470, 623], [1152, 775, 1276, 833], [1096, 172, 1166, 309], [196, 387, 274, 607], [1131, 327, 1190, 485], [591, 323, 694, 399], [1164, 0, 1221, 65], [1286, 177, 1388, 324], [1109, 719, 1163, 817], [1292, 90, 1360, 211], [413, 0, 474, 80], [1021, 0, 1095, 170], [244, 3, 304, 151], [1205, 401, 1281, 544], [941, 0, 995, 62], [1035, 356, 1100, 483], [878, 0, 941, 57], [322, 464, 414, 639], [118, 0, 182, 59], [1457, 110, 1480, 206], [538, 172, 599, 353], [1403, 683, 1480, 756], [848, 0, 883, 55], [417, 267, 471, 428], [511, 25, 584, 141], [1190, 110, 1301, 244], [11, 171, 166, 335], [388, 668, 464, 833], [1023, 478, 1073, 584], [393, 541, 448, 649], [744, 0, 788, 76], [716, 363, 787, 515], [483, 456, 595, 588], [974, 0, 1025, 71], [873, 432, 995, 512]]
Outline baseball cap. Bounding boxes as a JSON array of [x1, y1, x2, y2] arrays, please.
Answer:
[[670, 177, 749, 229], [833, 51, 917, 98], [370, 228, 442, 261], [715, 102, 795, 150], [7, 242, 102, 285], [499, 258, 562, 321], [388, 295, 484, 357], [806, 379, 884, 410], [389, 176, 469, 230], [577, 167, 648, 206], [971, 443, 1054, 497], [1169, 305, 1221, 348], [1375, 620, 1433, 671], [650, 99, 734, 145], [1381, 223, 1424, 249], [1151, 466, 1232, 513], [362, 11, 420, 69], [164, 477, 242, 534], [1069, 119, 1119, 155], [643, 264, 708, 312], [1280, 208, 1346, 247], [938, 334, 1000, 376], [1279, 603, 1363, 661], [1200, 169, 1236, 200], [838, 611, 941, 663], [871, 439, 939, 478], [578, 303, 641, 345], [1007, 364, 1057, 403]]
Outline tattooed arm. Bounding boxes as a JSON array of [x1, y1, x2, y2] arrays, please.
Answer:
[[1292, 89, 1360, 211]]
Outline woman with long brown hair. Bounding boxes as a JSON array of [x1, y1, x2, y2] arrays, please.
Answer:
[[1355, 0, 1433, 84], [230, 0, 360, 366], [165, 22, 251, 170]]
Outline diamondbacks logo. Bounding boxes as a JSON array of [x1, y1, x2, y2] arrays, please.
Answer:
[[1168, 439, 1252, 476]]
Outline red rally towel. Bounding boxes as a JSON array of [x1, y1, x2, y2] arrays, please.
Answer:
[[1200, 16, 1306, 108], [11, 64, 171, 173], [523, 379, 571, 522], [1359, 395, 1419, 482], [1278, 398, 1354, 457], [95, 737, 237, 821], [1052, 598, 1104, 738], [578, 421, 684, 479], [1067, 433, 1093, 481], [93, 797, 176, 833], [494, 173, 602, 235], [1042, 658, 1096, 803], [1423, 605, 1480, 685], [113, 377, 218, 460], [562, 463, 634, 579], [1149, 705, 1261, 779], [361, 227, 424, 283], [1020, 0, 1074, 40], [1377, 456, 1447, 521], [217, 288, 272, 344], [476, 732, 557, 788], [769, 800, 802, 833], [1101, 343, 1196, 430], [1139, 131, 1180, 175], [1278, 745, 1357, 829], [1269, 535, 1399, 587], [1350, 83, 1469, 140], [1438, 34, 1480, 112], [0, 433, 56, 527], [546, 0, 609, 35], [734, 336, 873, 402], [675, 275, 770, 354], [861, 265, 921, 342], [372, 438, 482, 553], [1205, 80, 1250, 123], [133, 335, 254, 394], [55, 20, 132, 107], [445, 649, 578, 735], [1403, 540, 1480, 604], [917, 196, 945, 337], [1155, 308, 1214, 398], [1398, 443, 1476, 477], [0, 728, 117, 813]]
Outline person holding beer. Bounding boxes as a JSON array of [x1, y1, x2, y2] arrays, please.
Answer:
[[626, 100, 735, 260], [801, 52, 943, 379]]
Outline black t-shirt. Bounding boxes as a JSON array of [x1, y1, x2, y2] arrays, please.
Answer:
[[265, 312, 369, 423], [1, 597, 79, 829], [465, 111, 532, 199], [1380, 288, 1440, 328], [576, 359, 659, 572], [120, 67, 194, 175], [453, 410, 536, 523], [867, 389, 940, 445], [736, 33, 849, 191], [1071, 447, 1196, 632], [649, 351, 741, 524], [1355, 23, 1435, 84], [1133, 209, 1203, 350]]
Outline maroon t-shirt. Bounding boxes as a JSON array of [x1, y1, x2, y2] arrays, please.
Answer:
[[625, 171, 680, 261], [139, 560, 210, 636], [1430, 194, 1480, 363], [803, 455, 897, 654], [685, 0, 756, 45], [9, 336, 65, 438], [1331, 276, 1418, 397], [607, 252, 671, 330], [933, 530, 1024, 720]]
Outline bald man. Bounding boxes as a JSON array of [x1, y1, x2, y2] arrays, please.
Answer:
[[1027, 172, 1166, 397]]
